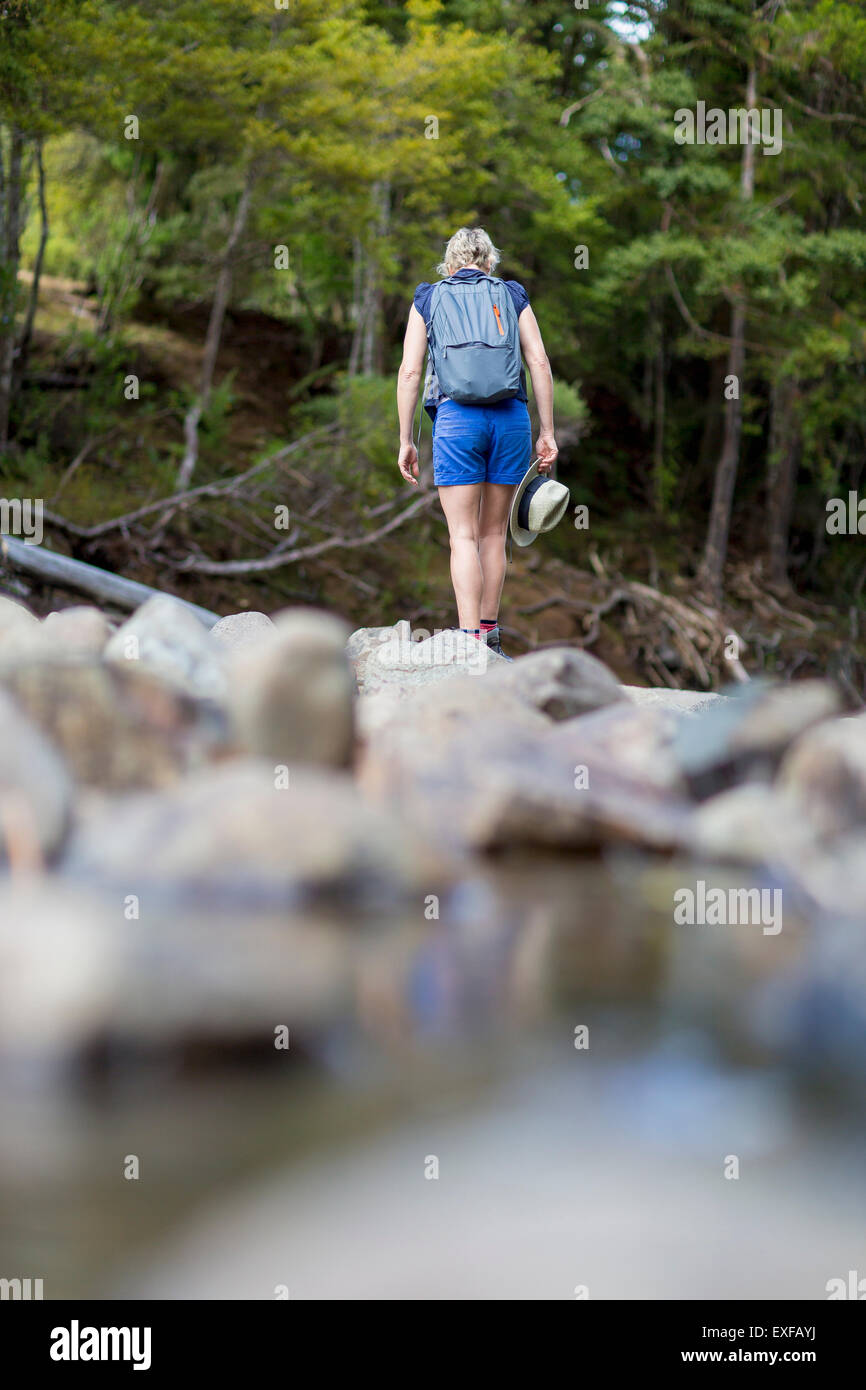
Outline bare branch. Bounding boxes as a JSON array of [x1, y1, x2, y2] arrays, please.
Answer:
[[166, 490, 437, 576], [42, 424, 338, 540]]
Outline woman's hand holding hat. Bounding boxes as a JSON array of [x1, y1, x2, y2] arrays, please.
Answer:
[[535, 431, 558, 474], [398, 441, 419, 485]]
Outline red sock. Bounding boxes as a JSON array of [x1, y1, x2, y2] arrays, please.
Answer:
[[480, 619, 497, 632]]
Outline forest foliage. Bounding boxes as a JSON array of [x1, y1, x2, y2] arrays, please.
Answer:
[[1, 0, 865, 615]]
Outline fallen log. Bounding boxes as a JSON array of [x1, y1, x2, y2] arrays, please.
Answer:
[[0, 535, 219, 627]]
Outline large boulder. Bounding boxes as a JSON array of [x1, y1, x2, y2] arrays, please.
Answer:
[[0, 688, 73, 863], [671, 678, 843, 798], [489, 646, 626, 721], [347, 622, 410, 693], [0, 657, 225, 789], [353, 626, 505, 699], [356, 670, 549, 745], [543, 700, 689, 796], [228, 608, 354, 768], [359, 683, 690, 854], [105, 595, 226, 701], [64, 758, 455, 903], [210, 610, 276, 652]]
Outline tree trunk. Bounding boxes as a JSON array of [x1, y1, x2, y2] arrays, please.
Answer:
[[176, 165, 255, 490], [1, 534, 218, 625], [767, 376, 799, 589], [652, 322, 665, 513], [0, 125, 25, 448], [349, 181, 390, 377], [697, 64, 756, 600], [15, 137, 47, 387], [347, 235, 364, 378]]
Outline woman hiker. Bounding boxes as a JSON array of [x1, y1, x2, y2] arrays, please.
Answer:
[[396, 227, 559, 660]]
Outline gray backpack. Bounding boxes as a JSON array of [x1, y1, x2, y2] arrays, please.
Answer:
[[428, 274, 523, 405]]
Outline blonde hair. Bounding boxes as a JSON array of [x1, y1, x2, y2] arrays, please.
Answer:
[[436, 226, 501, 277]]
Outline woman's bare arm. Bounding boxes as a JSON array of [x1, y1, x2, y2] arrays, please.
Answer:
[[396, 304, 428, 484], [518, 306, 558, 471]]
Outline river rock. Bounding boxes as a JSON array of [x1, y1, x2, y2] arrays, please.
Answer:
[[489, 646, 625, 721], [41, 606, 112, 656], [0, 880, 350, 1061], [542, 700, 687, 796], [689, 783, 818, 867], [228, 609, 354, 768], [672, 678, 843, 798], [347, 621, 410, 692], [360, 688, 689, 853], [625, 686, 727, 716], [355, 689, 406, 739], [0, 594, 38, 640], [358, 626, 505, 698], [105, 595, 226, 701], [777, 711, 866, 840], [0, 657, 226, 789], [0, 594, 46, 659], [785, 832, 866, 916], [0, 689, 73, 863], [210, 611, 276, 652], [0, 883, 116, 1059], [64, 758, 454, 903]]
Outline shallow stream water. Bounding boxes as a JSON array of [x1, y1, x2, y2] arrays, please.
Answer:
[[1, 853, 863, 1299]]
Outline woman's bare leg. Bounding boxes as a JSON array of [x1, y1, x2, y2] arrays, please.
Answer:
[[478, 482, 515, 621], [438, 483, 482, 628]]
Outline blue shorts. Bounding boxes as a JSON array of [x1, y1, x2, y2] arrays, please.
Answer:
[[432, 398, 532, 487]]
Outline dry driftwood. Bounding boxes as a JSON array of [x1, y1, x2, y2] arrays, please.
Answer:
[[1, 535, 219, 626]]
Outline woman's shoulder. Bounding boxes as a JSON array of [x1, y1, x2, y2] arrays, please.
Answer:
[[501, 278, 530, 311], [412, 281, 435, 322]]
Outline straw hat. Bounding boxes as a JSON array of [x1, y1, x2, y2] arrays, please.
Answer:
[[509, 460, 570, 547]]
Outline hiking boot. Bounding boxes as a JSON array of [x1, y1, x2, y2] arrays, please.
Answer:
[[484, 625, 512, 661]]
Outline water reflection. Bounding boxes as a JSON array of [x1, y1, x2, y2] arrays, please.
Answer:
[[0, 853, 864, 1299]]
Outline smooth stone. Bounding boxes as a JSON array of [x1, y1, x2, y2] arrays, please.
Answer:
[[0, 594, 47, 660], [625, 685, 728, 715], [0, 657, 226, 790], [64, 758, 454, 901], [359, 687, 689, 853], [777, 710, 866, 840], [355, 689, 406, 740], [689, 783, 818, 867], [543, 700, 688, 796], [210, 611, 276, 652], [105, 595, 226, 701], [0, 883, 115, 1058], [489, 646, 626, 721], [0, 689, 73, 863], [228, 608, 354, 768], [672, 679, 843, 797], [0, 881, 349, 1059], [41, 606, 112, 656], [786, 833, 866, 916], [0, 594, 39, 639]]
